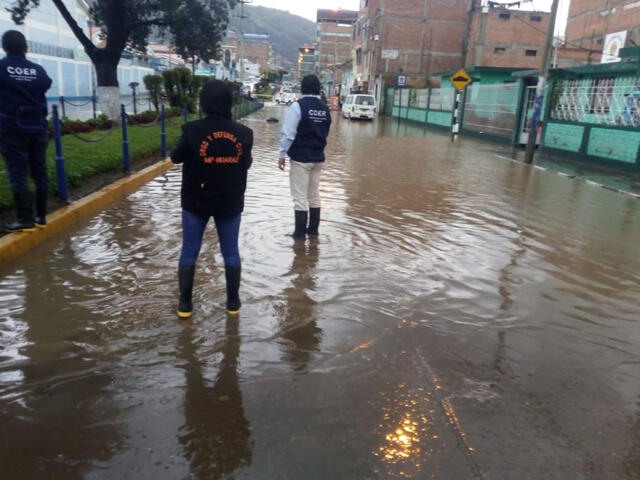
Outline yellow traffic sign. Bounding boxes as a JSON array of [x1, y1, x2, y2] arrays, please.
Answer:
[[450, 69, 472, 91]]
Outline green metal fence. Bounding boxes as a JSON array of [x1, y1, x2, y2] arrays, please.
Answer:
[[387, 87, 455, 128], [462, 83, 520, 139]]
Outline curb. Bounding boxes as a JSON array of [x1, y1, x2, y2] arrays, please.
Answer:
[[0, 159, 174, 266], [494, 155, 640, 200]]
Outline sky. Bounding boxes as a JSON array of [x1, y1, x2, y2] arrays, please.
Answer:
[[251, 0, 570, 35]]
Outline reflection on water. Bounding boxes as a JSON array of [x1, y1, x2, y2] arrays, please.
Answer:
[[0, 245, 123, 478], [376, 385, 426, 478], [0, 108, 639, 478], [178, 316, 252, 478], [276, 241, 322, 373]]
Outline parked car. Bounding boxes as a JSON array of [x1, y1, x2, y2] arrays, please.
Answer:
[[342, 94, 376, 120]]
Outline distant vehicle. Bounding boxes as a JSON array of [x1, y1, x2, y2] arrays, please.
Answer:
[[275, 91, 299, 105], [342, 94, 376, 120]]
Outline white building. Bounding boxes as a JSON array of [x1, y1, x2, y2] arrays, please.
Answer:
[[0, 0, 153, 104]]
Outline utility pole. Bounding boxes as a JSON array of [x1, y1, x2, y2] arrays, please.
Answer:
[[524, 0, 560, 164], [237, 0, 249, 84]]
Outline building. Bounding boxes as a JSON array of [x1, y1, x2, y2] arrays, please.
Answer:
[[316, 9, 357, 72], [224, 31, 273, 74], [0, 0, 153, 112], [147, 44, 188, 71], [466, 3, 551, 69], [565, 0, 640, 63], [542, 49, 640, 169], [298, 44, 316, 78], [353, 0, 470, 101]]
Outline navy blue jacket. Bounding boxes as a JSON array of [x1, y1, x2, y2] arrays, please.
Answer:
[[288, 96, 331, 163], [0, 54, 52, 134]]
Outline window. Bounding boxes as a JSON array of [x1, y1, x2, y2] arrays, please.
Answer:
[[499, 13, 511, 19], [355, 95, 375, 105], [530, 15, 542, 22], [525, 49, 537, 56], [494, 47, 506, 54], [590, 77, 614, 114]]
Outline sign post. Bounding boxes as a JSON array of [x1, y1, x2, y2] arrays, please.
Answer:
[[449, 69, 472, 142], [396, 74, 407, 120]]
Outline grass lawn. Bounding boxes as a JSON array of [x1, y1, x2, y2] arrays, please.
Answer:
[[0, 102, 262, 209]]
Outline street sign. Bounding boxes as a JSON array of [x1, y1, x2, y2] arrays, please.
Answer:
[[382, 49, 399, 60], [450, 68, 472, 91], [396, 74, 407, 88]]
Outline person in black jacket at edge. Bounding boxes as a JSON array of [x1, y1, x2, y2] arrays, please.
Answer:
[[278, 75, 332, 239], [0, 30, 52, 232], [171, 80, 253, 318]]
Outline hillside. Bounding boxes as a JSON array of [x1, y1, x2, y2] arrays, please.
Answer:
[[227, 5, 316, 66]]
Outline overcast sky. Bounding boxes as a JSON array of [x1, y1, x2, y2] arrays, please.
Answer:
[[251, 0, 570, 35]]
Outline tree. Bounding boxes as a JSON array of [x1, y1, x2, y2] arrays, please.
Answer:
[[142, 74, 163, 111], [6, 0, 235, 117]]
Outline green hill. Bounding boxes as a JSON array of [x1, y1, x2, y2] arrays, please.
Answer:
[[227, 5, 316, 65]]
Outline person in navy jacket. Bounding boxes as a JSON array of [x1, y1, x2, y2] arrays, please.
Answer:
[[0, 30, 52, 232], [278, 75, 332, 239]]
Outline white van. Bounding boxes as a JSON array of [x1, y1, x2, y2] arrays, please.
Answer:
[[342, 94, 376, 120], [276, 91, 299, 105]]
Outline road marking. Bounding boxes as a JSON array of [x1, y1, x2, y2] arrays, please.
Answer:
[[493, 154, 640, 200], [413, 348, 485, 479]]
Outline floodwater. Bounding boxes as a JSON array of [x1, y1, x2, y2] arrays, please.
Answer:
[[1, 107, 640, 479]]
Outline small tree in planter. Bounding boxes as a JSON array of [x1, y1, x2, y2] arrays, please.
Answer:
[[143, 74, 163, 111]]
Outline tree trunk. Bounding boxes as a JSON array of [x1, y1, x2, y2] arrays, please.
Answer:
[[91, 49, 122, 119]]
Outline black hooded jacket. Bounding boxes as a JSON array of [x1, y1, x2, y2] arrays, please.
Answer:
[[171, 115, 253, 218]]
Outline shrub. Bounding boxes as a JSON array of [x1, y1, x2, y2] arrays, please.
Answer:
[[62, 120, 94, 134], [129, 111, 159, 124], [143, 74, 164, 111]]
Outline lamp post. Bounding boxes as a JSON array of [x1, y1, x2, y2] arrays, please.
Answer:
[[129, 81, 140, 115]]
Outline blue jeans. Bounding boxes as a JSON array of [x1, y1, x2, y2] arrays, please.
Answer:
[[179, 210, 241, 267]]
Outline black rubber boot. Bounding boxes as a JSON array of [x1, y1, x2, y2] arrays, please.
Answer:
[[35, 188, 47, 228], [289, 210, 308, 239], [4, 221, 36, 233], [177, 264, 196, 319], [307, 207, 320, 235], [225, 265, 241, 314], [5, 192, 35, 232]]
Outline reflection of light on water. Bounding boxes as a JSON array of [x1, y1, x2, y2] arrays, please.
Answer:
[[374, 384, 431, 477], [381, 414, 422, 463]]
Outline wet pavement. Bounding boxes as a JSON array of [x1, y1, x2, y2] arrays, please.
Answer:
[[1, 106, 640, 479]]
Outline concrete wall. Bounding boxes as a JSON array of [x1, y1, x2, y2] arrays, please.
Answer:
[[543, 122, 640, 166]]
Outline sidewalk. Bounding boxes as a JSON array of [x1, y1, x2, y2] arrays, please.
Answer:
[[491, 145, 640, 198]]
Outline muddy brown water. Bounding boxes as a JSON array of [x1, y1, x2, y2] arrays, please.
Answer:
[[1, 107, 639, 479]]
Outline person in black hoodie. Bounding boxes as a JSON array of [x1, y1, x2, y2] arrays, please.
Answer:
[[171, 80, 253, 318], [0, 30, 52, 232]]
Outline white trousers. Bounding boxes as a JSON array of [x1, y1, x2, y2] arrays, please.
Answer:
[[290, 161, 323, 211]]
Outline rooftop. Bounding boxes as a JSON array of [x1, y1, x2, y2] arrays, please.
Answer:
[[316, 9, 358, 24]]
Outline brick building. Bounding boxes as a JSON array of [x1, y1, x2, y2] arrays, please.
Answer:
[[562, 0, 640, 65], [316, 9, 358, 72], [353, 0, 471, 99], [225, 32, 273, 74], [298, 45, 316, 78], [466, 4, 551, 68]]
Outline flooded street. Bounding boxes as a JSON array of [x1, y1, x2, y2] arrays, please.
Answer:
[[1, 106, 640, 479]]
